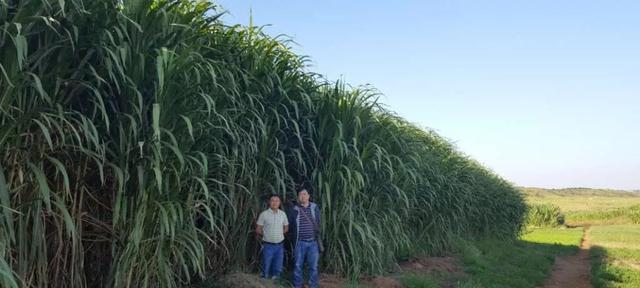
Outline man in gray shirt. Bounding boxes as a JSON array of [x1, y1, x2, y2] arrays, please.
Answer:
[[256, 194, 289, 279]]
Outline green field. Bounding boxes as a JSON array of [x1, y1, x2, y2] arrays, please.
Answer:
[[522, 187, 640, 213], [521, 227, 584, 246], [522, 188, 640, 288], [568, 206, 640, 226], [591, 225, 640, 250], [527, 195, 640, 213], [522, 187, 640, 225], [590, 225, 640, 288]]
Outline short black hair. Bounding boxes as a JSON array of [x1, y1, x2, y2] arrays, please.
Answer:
[[296, 187, 309, 195], [268, 194, 281, 200]]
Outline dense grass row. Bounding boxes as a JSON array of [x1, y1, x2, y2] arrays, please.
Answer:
[[525, 203, 565, 227], [0, 1, 526, 287]]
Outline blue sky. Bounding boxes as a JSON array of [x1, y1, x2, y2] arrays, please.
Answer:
[[216, 0, 640, 190]]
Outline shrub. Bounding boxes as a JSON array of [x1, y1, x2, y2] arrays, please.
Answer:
[[526, 204, 565, 227]]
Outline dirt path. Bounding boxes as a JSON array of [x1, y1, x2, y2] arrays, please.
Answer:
[[542, 226, 592, 288]]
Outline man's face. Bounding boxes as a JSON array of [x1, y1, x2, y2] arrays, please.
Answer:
[[297, 190, 310, 204], [269, 196, 281, 209]]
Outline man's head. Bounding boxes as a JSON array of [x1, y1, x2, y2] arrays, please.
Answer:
[[297, 188, 310, 205], [268, 194, 281, 210]]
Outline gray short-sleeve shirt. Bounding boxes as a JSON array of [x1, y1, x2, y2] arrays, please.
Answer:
[[257, 209, 288, 243]]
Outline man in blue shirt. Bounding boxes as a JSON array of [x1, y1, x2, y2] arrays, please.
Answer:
[[288, 188, 321, 288]]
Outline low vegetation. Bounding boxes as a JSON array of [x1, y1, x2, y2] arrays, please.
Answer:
[[455, 228, 582, 288], [522, 187, 640, 212], [568, 205, 640, 225], [520, 227, 583, 246], [590, 225, 640, 288], [396, 274, 440, 288], [523, 187, 640, 226]]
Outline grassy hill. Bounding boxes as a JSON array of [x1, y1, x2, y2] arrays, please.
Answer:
[[520, 187, 640, 198]]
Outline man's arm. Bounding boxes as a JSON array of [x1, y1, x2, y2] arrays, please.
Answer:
[[256, 212, 264, 236], [283, 212, 289, 234]]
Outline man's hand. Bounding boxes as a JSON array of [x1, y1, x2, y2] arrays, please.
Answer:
[[256, 225, 263, 236]]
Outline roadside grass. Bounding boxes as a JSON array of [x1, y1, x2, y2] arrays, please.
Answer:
[[591, 247, 640, 288], [383, 228, 585, 288], [455, 228, 582, 288], [604, 248, 640, 262], [521, 227, 584, 246], [396, 273, 440, 288], [590, 224, 640, 288]]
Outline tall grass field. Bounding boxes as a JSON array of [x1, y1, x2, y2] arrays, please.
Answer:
[[0, 1, 526, 287]]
